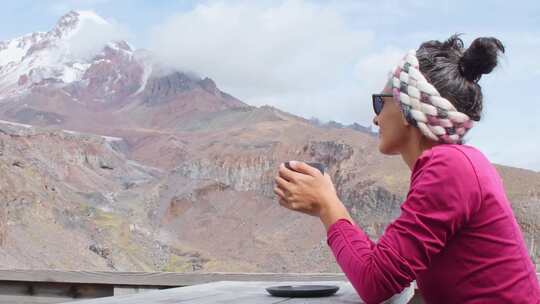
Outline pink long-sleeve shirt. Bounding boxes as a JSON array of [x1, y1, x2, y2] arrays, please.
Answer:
[[327, 144, 540, 304]]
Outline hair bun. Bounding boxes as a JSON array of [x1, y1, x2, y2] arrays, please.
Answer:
[[459, 37, 505, 82]]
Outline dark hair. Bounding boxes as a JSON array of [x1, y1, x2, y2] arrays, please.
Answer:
[[416, 34, 505, 121]]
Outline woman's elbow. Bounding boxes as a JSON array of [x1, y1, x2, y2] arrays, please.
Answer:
[[348, 263, 397, 304], [353, 283, 394, 304]]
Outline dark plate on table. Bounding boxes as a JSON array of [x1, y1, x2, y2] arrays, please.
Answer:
[[266, 285, 339, 298]]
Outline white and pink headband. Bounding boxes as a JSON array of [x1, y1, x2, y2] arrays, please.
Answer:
[[391, 50, 474, 144]]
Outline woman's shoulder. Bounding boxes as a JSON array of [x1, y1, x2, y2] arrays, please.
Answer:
[[420, 144, 488, 164], [408, 144, 486, 216], [412, 144, 489, 180]]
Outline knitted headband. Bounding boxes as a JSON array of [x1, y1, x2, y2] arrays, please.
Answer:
[[391, 50, 474, 144]]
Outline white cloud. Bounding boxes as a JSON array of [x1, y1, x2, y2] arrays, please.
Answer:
[[66, 12, 131, 60], [49, 0, 113, 14], [145, 1, 539, 171], [149, 0, 396, 124], [355, 48, 404, 94]]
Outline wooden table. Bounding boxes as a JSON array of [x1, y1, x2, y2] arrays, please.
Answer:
[[61, 281, 415, 303]]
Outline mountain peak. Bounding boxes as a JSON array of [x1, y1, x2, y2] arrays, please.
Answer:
[[0, 10, 242, 111], [0, 10, 132, 98], [52, 10, 108, 39]]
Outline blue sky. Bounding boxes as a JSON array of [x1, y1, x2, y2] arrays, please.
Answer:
[[1, 0, 539, 171]]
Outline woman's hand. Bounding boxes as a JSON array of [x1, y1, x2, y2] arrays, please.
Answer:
[[273, 161, 340, 217]]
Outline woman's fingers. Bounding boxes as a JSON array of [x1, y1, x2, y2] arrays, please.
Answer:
[[275, 175, 292, 193], [274, 186, 286, 199], [278, 163, 303, 183], [274, 186, 298, 211], [275, 163, 322, 215], [289, 161, 320, 177], [278, 197, 297, 211]]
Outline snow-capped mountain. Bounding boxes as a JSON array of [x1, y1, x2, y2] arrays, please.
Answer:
[[0, 11, 140, 99], [0, 10, 244, 131]]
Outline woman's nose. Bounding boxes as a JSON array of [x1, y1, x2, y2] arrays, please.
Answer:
[[372, 115, 379, 126]]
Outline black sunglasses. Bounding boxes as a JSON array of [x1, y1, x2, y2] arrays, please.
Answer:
[[372, 94, 394, 115]]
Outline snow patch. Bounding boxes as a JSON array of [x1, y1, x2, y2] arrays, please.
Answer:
[[0, 10, 131, 100], [102, 136, 123, 142], [0, 120, 32, 128], [0, 40, 27, 66]]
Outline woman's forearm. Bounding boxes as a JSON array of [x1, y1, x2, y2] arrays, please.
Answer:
[[319, 197, 354, 231]]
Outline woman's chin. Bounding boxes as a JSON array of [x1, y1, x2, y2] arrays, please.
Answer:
[[378, 142, 399, 155], [378, 143, 389, 154]]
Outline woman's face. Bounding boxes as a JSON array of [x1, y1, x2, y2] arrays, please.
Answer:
[[372, 85, 411, 155]]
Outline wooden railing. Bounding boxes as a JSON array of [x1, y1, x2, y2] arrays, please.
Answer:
[[0, 270, 346, 304]]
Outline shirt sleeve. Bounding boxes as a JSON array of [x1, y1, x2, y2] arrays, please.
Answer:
[[327, 148, 480, 304]]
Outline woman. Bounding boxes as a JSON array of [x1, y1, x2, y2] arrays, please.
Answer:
[[274, 35, 540, 303]]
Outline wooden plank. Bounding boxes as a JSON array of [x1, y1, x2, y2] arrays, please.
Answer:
[[0, 294, 75, 304], [58, 281, 415, 304], [62, 282, 281, 304], [0, 283, 112, 304], [113, 286, 161, 296], [0, 270, 346, 287], [0, 282, 112, 298], [59, 281, 345, 304]]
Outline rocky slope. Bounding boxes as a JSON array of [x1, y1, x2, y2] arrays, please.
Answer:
[[0, 121, 172, 270]]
